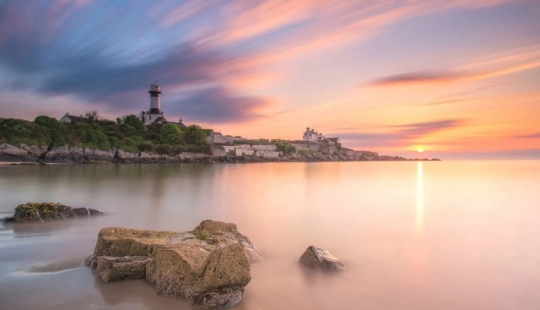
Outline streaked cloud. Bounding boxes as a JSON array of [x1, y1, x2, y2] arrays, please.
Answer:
[[337, 119, 465, 149], [369, 47, 540, 87], [159, 1, 211, 28], [168, 87, 272, 123], [517, 132, 540, 139]]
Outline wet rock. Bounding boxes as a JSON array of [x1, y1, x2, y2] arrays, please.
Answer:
[[192, 220, 263, 262], [192, 287, 244, 310], [6, 202, 106, 223], [92, 227, 179, 257], [86, 220, 260, 306], [299, 245, 344, 271], [2, 216, 14, 223], [96, 256, 153, 282], [147, 242, 250, 299]]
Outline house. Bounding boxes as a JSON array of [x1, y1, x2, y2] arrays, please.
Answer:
[[302, 127, 339, 144], [59, 113, 89, 124], [302, 127, 318, 142]]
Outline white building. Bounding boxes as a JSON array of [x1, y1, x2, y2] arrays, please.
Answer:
[[59, 113, 89, 124], [303, 127, 318, 142], [302, 127, 340, 144]]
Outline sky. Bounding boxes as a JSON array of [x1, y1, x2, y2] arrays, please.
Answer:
[[0, 0, 539, 159]]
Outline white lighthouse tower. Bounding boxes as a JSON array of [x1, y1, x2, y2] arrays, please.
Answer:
[[147, 82, 163, 123]]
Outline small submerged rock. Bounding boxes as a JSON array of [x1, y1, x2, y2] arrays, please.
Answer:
[[299, 245, 345, 271], [3, 202, 106, 223], [192, 287, 244, 310]]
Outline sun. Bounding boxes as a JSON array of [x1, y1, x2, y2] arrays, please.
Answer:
[[417, 148, 424, 153]]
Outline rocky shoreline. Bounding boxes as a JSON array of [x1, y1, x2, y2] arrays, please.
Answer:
[[2, 201, 346, 310], [0, 143, 440, 165]]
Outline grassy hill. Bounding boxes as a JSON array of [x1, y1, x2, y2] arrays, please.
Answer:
[[0, 115, 211, 155]]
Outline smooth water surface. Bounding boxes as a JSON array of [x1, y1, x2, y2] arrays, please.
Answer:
[[0, 161, 539, 309]]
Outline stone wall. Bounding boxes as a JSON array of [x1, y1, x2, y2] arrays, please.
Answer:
[[256, 150, 281, 158], [235, 148, 255, 156], [291, 142, 321, 152], [320, 144, 337, 155], [210, 145, 227, 157], [207, 132, 248, 144], [252, 145, 277, 151]]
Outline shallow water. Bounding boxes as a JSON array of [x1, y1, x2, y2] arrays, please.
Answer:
[[0, 161, 539, 309]]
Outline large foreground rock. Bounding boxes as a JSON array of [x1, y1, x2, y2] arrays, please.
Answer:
[[299, 245, 345, 271], [3, 202, 106, 223], [85, 220, 262, 309]]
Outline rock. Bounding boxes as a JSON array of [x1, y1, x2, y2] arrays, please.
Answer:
[[86, 220, 260, 308], [92, 227, 179, 257], [299, 245, 345, 271], [96, 256, 153, 282], [2, 216, 15, 223], [83, 147, 115, 163], [7, 202, 106, 223], [44, 145, 84, 162], [192, 220, 263, 262], [192, 287, 244, 310], [0, 143, 40, 162], [116, 148, 138, 163], [147, 242, 250, 299]]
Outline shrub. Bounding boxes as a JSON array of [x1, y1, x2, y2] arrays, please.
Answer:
[[170, 145, 185, 155], [159, 124, 184, 145], [276, 142, 296, 155], [0, 119, 51, 146], [138, 141, 154, 152], [154, 144, 171, 155]]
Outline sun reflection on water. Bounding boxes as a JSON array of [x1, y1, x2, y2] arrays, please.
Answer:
[[416, 162, 424, 234]]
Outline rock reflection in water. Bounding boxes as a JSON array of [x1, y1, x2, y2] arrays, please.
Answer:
[[94, 277, 191, 309]]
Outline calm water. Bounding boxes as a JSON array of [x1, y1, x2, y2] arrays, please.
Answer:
[[0, 161, 539, 310]]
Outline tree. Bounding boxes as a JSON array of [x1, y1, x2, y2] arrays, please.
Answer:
[[159, 124, 184, 145], [184, 125, 208, 146], [84, 110, 101, 123], [139, 111, 147, 124], [122, 114, 145, 131]]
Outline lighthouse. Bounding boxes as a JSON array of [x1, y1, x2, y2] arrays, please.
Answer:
[[147, 82, 163, 123]]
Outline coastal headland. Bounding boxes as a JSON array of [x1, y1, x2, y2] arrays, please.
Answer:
[[0, 142, 439, 165], [0, 116, 439, 165]]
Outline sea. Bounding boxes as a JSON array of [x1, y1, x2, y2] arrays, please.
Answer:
[[0, 161, 539, 310]]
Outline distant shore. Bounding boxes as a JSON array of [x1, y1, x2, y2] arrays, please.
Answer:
[[0, 142, 440, 166]]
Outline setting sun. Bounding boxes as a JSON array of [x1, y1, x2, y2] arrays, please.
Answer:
[[417, 148, 424, 153]]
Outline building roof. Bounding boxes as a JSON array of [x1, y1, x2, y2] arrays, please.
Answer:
[[172, 121, 186, 128], [327, 137, 340, 143], [63, 114, 90, 124]]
